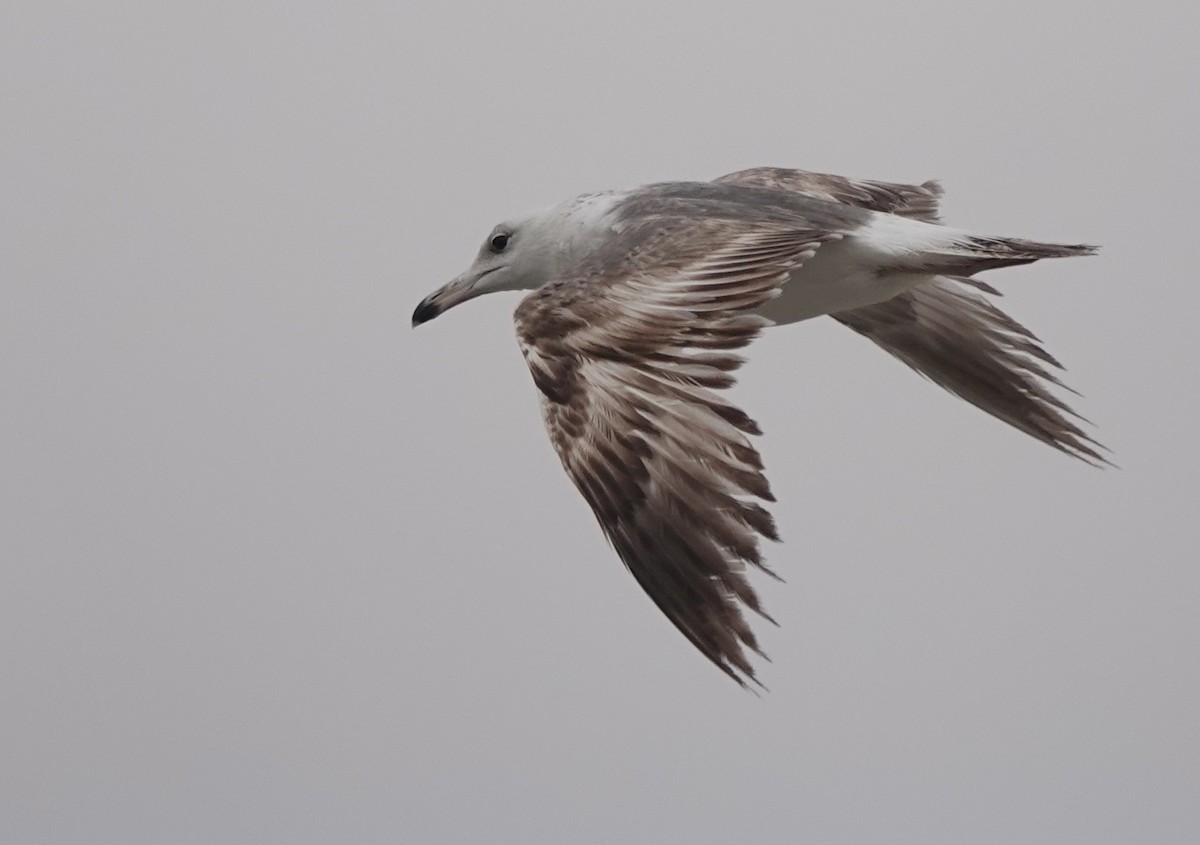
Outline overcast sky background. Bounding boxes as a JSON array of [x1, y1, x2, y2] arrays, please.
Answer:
[[2, 2, 1198, 843]]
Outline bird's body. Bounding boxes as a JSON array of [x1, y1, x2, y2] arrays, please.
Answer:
[[412, 167, 1104, 686]]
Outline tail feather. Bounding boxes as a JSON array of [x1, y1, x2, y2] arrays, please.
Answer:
[[858, 212, 1099, 276], [937, 236, 1098, 276], [965, 235, 1098, 261]]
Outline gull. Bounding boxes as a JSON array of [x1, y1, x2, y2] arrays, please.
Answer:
[[412, 167, 1105, 686]]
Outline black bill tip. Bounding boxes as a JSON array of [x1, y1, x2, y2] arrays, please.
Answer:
[[411, 297, 441, 327]]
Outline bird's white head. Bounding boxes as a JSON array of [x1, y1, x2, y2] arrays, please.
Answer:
[[411, 191, 620, 326]]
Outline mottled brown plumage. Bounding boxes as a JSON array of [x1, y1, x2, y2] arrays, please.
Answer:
[[515, 220, 844, 685], [414, 167, 1103, 687], [716, 166, 945, 223]]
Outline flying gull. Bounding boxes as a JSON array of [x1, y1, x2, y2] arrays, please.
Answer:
[[412, 167, 1105, 686]]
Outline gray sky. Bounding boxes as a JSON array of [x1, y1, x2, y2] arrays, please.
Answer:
[[2, 2, 1197, 843]]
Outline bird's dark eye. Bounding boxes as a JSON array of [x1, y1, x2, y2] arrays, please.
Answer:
[[489, 233, 510, 253]]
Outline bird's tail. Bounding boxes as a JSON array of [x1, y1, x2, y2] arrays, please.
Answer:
[[859, 212, 1099, 275], [951, 234, 1098, 271]]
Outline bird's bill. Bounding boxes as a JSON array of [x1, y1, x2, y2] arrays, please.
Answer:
[[411, 272, 482, 327]]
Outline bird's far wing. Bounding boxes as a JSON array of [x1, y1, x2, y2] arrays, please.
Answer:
[[832, 278, 1108, 464], [715, 166, 943, 222], [513, 220, 841, 686]]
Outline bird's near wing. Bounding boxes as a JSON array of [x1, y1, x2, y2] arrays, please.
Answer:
[[716, 167, 1107, 463], [513, 219, 839, 687]]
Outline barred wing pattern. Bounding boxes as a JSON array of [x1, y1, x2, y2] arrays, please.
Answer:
[[514, 221, 843, 685]]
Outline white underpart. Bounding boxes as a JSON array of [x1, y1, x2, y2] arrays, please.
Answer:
[[755, 212, 973, 326]]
